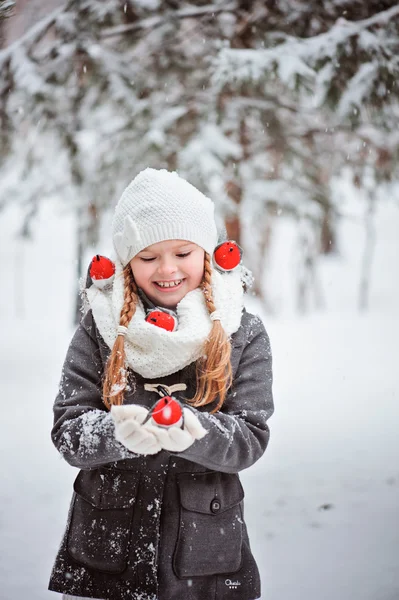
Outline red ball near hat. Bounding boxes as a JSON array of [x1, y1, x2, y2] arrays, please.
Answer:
[[213, 241, 242, 272], [90, 255, 115, 289]]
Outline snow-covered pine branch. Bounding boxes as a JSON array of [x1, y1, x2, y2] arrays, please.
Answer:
[[0, 0, 14, 50], [0, 2, 70, 64], [213, 4, 399, 119], [0, 0, 14, 19], [102, 2, 238, 38]]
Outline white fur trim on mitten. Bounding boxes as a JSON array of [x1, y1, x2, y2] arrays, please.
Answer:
[[143, 407, 207, 452], [111, 405, 162, 455]]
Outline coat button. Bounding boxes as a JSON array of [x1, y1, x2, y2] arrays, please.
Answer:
[[210, 498, 221, 513]]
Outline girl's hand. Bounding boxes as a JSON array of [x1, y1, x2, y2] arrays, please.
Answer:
[[144, 407, 207, 452], [111, 405, 162, 455], [111, 404, 207, 454]]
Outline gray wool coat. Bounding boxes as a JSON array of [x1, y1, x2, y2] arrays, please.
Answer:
[[48, 308, 274, 600]]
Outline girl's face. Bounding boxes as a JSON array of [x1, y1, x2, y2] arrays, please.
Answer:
[[130, 240, 205, 309]]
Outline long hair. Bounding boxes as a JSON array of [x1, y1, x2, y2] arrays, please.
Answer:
[[102, 264, 139, 410], [187, 252, 232, 413], [102, 254, 233, 413]]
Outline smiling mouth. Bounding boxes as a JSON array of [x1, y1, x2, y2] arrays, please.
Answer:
[[154, 279, 185, 290]]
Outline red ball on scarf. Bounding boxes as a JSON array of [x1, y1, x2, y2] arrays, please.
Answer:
[[145, 310, 177, 332]]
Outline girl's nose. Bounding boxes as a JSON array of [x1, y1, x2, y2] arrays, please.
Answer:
[[157, 258, 178, 276]]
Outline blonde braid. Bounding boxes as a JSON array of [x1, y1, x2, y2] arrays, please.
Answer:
[[102, 264, 138, 409], [188, 252, 233, 413]]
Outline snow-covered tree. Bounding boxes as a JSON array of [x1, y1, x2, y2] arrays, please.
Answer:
[[0, 0, 14, 23], [212, 1, 399, 303], [0, 0, 15, 162], [1, 0, 398, 315]]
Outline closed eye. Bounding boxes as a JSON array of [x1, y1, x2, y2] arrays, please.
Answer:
[[139, 251, 191, 262]]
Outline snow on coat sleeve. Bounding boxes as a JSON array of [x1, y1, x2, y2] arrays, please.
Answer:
[[51, 312, 132, 468], [175, 314, 274, 473]]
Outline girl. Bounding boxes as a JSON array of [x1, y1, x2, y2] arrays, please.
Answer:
[[48, 168, 274, 600]]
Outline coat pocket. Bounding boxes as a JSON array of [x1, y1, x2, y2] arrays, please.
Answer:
[[173, 471, 244, 578], [67, 467, 139, 574]]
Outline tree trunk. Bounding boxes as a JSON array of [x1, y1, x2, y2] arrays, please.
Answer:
[[320, 208, 336, 254], [359, 190, 376, 311]]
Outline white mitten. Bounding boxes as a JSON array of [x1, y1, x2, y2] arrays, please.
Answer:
[[111, 404, 162, 455], [143, 407, 207, 452]]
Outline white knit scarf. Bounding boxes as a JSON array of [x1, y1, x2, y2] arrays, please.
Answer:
[[86, 258, 244, 379]]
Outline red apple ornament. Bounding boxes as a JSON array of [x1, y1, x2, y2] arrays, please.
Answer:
[[213, 241, 242, 272], [151, 396, 183, 428], [145, 310, 177, 332], [90, 255, 115, 289]]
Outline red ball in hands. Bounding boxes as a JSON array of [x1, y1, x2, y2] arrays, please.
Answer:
[[213, 241, 242, 272], [151, 396, 183, 428], [145, 310, 177, 332], [90, 255, 115, 288]]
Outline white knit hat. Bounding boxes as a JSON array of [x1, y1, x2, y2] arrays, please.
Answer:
[[112, 168, 218, 266]]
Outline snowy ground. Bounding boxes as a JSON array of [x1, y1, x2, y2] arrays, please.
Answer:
[[0, 198, 398, 600]]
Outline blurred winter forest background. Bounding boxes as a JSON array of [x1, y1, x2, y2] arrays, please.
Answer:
[[0, 2, 398, 600], [2, 0, 399, 317]]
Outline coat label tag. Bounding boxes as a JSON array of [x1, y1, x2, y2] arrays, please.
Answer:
[[225, 579, 241, 590]]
